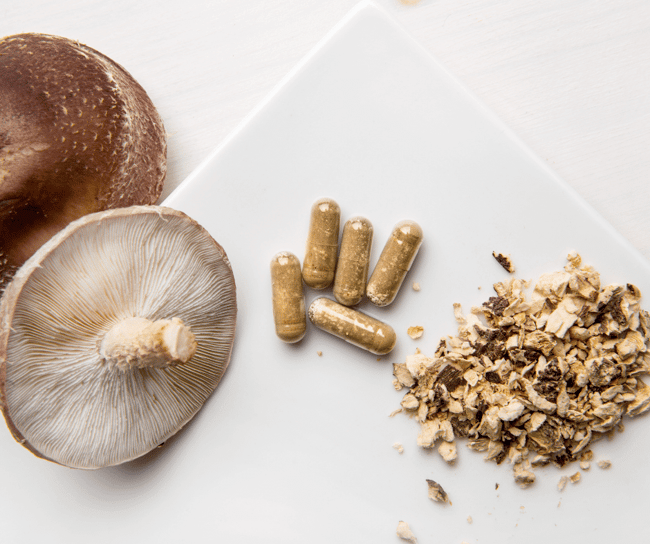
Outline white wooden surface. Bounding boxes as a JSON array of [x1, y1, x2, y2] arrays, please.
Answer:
[[3, 0, 650, 259], [2, 3, 650, 543]]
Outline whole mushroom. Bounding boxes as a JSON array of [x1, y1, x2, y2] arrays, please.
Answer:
[[0, 206, 237, 469], [0, 33, 167, 287]]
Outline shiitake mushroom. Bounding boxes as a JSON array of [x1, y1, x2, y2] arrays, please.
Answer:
[[0, 206, 237, 469], [0, 33, 167, 288]]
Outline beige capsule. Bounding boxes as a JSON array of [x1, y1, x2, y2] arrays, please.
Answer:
[[271, 251, 307, 343], [302, 197, 341, 289], [308, 297, 396, 355], [366, 220, 423, 307], [333, 216, 373, 306]]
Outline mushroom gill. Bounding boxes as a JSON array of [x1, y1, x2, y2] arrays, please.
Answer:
[[0, 206, 236, 469]]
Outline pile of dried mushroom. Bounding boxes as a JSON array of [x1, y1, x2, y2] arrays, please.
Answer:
[[393, 253, 650, 486]]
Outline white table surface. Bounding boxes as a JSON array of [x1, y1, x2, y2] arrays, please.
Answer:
[[3, 0, 649, 258], [3, 2, 650, 543]]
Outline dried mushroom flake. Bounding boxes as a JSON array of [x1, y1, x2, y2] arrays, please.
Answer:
[[392, 253, 650, 487], [493, 251, 515, 273], [396, 521, 418, 543], [426, 479, 450, 503]]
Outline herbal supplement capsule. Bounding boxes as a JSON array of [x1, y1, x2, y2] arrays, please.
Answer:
[[333, 216, 373, 306], [271, 252, 306, 343], [308, 297, 396, 355], [366, 220, 423, 307], [302, 197, 340, 289]]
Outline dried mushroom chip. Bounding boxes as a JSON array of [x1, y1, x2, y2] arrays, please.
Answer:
[[426, 479, 450, 503], [393, 253, 650, 486], [396, 521, 418, 543], [438, 440, 458, 463], [493, 251, 515, 273], [393, 363, 416, 389]]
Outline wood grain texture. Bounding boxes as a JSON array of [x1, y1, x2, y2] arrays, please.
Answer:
[[3, 0, 650, 257], [390, 0, 650, 259]]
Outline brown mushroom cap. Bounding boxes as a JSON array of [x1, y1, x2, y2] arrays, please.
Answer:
[[0, 33, 167, 287], [0, 206, 236, 469]]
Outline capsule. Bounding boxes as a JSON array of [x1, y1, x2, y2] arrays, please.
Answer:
[[302, 198, 340, 289], [366, 220, 423, 307], [271, 252, 306, 343], [333, 216, 373, 307], [308, 297, 396, 355]]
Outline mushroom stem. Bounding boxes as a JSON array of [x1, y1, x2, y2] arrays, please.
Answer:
[[99, 317, 197, 370]]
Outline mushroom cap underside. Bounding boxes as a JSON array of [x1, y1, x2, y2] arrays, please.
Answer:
[[0, 206, 236, 469]]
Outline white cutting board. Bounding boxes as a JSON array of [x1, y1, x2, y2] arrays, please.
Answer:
[[2, 2, 650, 543]]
